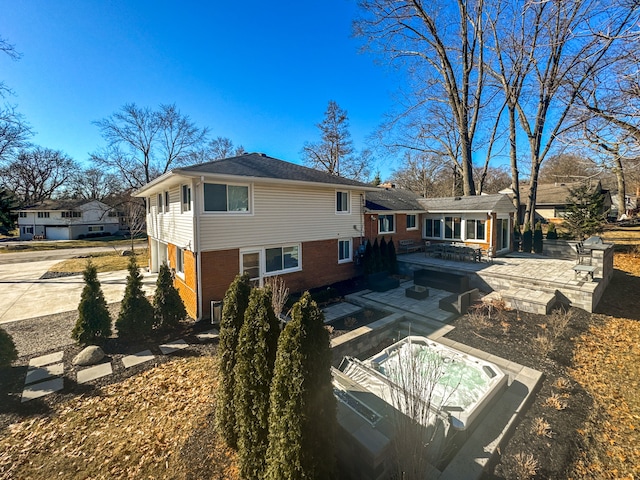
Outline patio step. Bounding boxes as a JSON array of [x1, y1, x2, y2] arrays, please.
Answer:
[[486, 289, 557, 315]]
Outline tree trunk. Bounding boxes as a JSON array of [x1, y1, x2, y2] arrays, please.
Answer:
[[614, 155, 627, 219], [507, 106, 521, 220]]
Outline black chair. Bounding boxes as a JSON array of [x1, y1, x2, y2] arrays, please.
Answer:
[[575, 242, 591, 265]]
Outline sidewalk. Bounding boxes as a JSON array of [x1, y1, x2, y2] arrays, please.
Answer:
[[0, 261, 157, 324]]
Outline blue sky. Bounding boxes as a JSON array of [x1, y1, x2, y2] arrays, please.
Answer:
[[1, 0, 399, 178]]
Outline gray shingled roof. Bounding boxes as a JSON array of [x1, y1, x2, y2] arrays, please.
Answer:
[[17, 199, 94, 211], [515, 182, 604, 205], [175, 153, 375, 188], [417, 194, 515, 213], [365, 188, 424, 211]]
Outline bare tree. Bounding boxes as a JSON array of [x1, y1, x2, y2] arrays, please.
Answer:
[[93, 103, 208, 189], [264, 275, 289, 319], [0, 147, 78, 204], [508, 0, 639, 226], [391, 152, 452, 197], [356, 0, 487, 196], [66, 167, 124, 201], [0, 105, 31, 164], [0, 36, 20, 98], [302, 100, 372, 181], [538, 153, 598, 184]]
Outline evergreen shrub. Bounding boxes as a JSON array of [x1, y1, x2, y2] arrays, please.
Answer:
[[72, 261, 112, 345]]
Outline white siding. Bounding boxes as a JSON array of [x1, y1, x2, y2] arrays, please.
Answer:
[[198, 183, 365, 251], [147, 184, 194, 247]]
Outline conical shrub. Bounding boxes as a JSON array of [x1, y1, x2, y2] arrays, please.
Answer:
[[235, 287, 281, 479], [153, 263, 187, 330], [72, 260, 112, 345], [265, 291, 337, 480], [115, 256, 154, 340], [215, 273, 251, 450]]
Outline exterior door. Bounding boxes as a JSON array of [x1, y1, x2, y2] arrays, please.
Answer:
[[496, 218, 510, 252], [241, 250, 262, 287]]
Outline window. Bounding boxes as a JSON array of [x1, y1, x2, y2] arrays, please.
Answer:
[[338, 239, 352, 263], [425, 218, 441, 238], [88, 226, 104, 232], [157, 193, 163, 212], [147, 197, 151, 213], [37, 212, 49, 218], [108, 210, 117, 217], [22, 226, 34, 234], [406, 214, 417, 230], [466, 219, 486, 240], [444, 216, 462, 240], [336, 191, 349, 213], [182, 185, 191, 212], [176, 248, 184, 275], [164, 191, 170, 213], [61, 211, 82, 218], [204, 183, 249, 212], [378, 214, 395, 234], [265, 245, 300, 274], [19, 212, 27, 218]]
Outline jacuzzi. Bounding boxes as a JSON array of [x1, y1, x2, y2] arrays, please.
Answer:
[[339, 336, 507, 430]]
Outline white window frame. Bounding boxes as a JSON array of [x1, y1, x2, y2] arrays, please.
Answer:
[[240, 244, 302, 284], [181, 184, 192, 212], [338, 239, 352, 264], [37, 212, 50, 218], [378, 214, 395, 234], [406, 214, 417, 230], [203, 182, 251, 214], [336, 190, 350, 214], [88, 225, 104, 232], [157, 193, 163, 213], [425, 217, 442, 239], [23, 226, 34, 234], [176, 247, 185, 278], [444, 216, 462, 240], [465, 218, 486, 241], [19, 212, 27, 218], [164, 191, 170, 213]]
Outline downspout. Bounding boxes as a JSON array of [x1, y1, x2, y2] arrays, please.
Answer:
[[195, 177, 203, 321], [488, 212, 494, 256]]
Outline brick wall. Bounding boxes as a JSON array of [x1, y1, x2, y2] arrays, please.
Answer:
[[163, 243, 199, 319], [199, 238, 358, 320], [364, 212, 422, 247]]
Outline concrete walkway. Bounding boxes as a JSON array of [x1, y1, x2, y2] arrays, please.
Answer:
[[0, 260, 157, 324]]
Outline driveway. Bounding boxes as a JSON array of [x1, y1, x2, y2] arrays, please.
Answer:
[[0, 259, 157, 324]]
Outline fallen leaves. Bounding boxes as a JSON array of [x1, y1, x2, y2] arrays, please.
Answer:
[[0, 356, 238, 480]]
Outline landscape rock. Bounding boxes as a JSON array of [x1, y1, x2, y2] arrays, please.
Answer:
[[72, 346, 105, 366], [121, 250, 134, 256]]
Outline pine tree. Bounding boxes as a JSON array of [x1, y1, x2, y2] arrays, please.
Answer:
[[563, 183, 607, 240], [115, 256, 154, 339], [0, 325, 18, 368], [266, 291, 337, 480], [0, 188, 17, 235], [388, 237, 398, 274], [235, 287, 281, 480], [372, 238, 382, 273], [533, 221, 544, 253], [380, 236, 389, 272], [522, 223, 533, 253], [546, 222, 558, 240], [153, 263, 187, 330], [72, 261, 112, 345], [215, 273, 251, 450], [363, 240, 374, 275]]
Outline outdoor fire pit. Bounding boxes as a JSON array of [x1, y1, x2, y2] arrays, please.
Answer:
[[405, 285, 429, 300]]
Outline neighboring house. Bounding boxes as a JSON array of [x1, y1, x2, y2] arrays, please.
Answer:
[[134, 153, 377, 321], [15, 199, 121, 240], [418, 194, 516, 256], [500, 181, 612, 223], [364, 187, 424, 246]]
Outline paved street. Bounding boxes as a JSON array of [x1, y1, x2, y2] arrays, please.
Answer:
[[0, 246, 156, 324]]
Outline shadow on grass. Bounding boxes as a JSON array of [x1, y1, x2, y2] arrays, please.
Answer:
[[595, 268, 640, 321]]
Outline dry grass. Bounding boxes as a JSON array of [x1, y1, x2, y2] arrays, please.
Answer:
[[531, 417, 554, 438], [0, 237, 146, 253], [0, 356, 239, 480], [49, 250, 150, 273]]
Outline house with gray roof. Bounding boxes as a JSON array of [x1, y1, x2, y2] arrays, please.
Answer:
[[134, 153, 377, 320], [15, 199, 120, 240]]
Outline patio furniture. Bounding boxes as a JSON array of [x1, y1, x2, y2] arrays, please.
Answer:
[[425, 243, 444, 258], [414, 269, 470, 293], [439, 288, 479, 314], [367, 272, 400, 292], [575, 242, 592, 265], [398, 239, 422, 254], [405, 285, 429, 300], [573, 264, 596, 281]]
